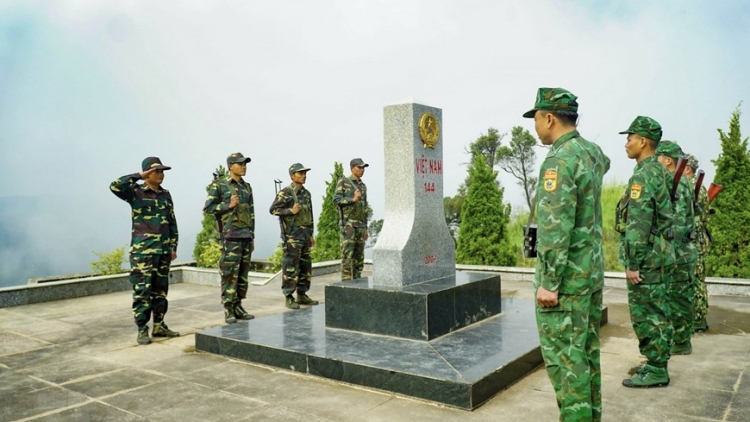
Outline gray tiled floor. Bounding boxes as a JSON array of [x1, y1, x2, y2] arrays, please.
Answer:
[[0, 272, 748, 422]]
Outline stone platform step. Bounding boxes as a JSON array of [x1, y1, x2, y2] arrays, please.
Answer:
[[195, 297, 542, 409]]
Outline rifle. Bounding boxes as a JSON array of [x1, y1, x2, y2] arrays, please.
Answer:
[[707, 183, 723, 204], [213, 172, 224, 242], [703, 183, 724, 243], [693, 169, 705, 214], [274, 179, 290, 243], [670, 156, 687, 203]]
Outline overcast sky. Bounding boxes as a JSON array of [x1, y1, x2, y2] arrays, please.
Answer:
[[1, 0, 748, 285]]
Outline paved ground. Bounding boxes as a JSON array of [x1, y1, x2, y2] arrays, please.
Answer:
[[1, 272, 749, 422]]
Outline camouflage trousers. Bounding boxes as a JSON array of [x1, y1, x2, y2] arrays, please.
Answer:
[[129, 253, 171, 327], [281, 231, 312, 297], [667, 262, 695, 347], [220, 239, 252, 305], [536, 289, 603, 422], [340, 223, 366, 280], [693, 253, 709, 328], [626, 268, 673, 368]]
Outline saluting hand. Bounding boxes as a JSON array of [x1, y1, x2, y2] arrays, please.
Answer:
[[139, 168, 156, 179], [291, 203, 301, 214], [229, 194, 239, 209]]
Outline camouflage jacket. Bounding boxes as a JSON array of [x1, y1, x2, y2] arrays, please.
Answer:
[[110, 173, 178, 255], [203, 176, 255, 240], [616, 155, 676, 271], [688, 175, 711, 252], [333, 176, 369, 227], [671, 174, 697, 264], [269, 184, 314, 238], [534, 130, 610, 295]]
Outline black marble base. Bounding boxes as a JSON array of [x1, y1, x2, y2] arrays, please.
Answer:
[[325, 272, 502, 340], [196, 297, 542, 410]]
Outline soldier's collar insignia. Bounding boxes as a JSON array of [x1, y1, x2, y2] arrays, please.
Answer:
[[630, 183, 642, 200], [543, 170, 557, 192]]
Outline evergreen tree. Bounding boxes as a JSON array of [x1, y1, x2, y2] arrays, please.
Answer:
[[706, 105, 750, 277], [311, 161, 344, 262], [456, 154, 515, 265], [193, 165, 227, 268]]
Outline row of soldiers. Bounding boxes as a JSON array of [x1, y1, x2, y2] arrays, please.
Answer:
[[526, 87, 717, 422], [110, 154, 370, 344]]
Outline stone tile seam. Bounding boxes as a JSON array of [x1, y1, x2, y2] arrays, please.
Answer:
[[0, 330, 55, 347], [57, 368, 127, 386], [11, 398, 95, 422]]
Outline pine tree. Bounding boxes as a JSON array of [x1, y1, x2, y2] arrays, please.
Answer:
[[193, 165, 227, 268], [456, 154, 515, 265], [311, 162, 344, 262], [706, 105, 750, 277]]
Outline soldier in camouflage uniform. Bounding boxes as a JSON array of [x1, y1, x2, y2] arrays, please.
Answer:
[[203, 152, 256, 324], [655, 141, 697, 355], [684, 154, 711, 332], [524, 88, 610, 422], [616, 116, 675, 387], [110, 157, 180, 345], [333, 158, 370, 280], [270, 163, 319, 309]]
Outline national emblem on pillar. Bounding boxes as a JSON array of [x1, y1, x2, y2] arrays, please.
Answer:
[[419, 112, 439, 149]]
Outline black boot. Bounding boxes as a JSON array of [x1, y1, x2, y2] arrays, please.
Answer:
[[152, 322, 180, 338], [137, 326, 151, 345], [224, 304, 237, 324], [234, 302, 255, 320]]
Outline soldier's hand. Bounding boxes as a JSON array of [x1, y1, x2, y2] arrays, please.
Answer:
[[626, 270, 642, 285], [536, 286, 558, 308], [139, 168, 156, 179], [310, 237, 316, 248], [250, 239, 255, 253], [229, 194, 240, 209], [171, 251, 177, 261], [364, 231, 369, 241], [353, 189, 361, 202], [291, 203, 301, 214]]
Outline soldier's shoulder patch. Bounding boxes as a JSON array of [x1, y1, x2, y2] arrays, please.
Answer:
[[543, 170, 557, 192], [630, 183, 642, 200]]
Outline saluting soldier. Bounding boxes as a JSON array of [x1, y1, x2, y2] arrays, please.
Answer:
[[270, 163, 319, 309], [333, 158, 370, 280], [524, 87, 610, 422], [110, 157, 180, 345], [203, 152, 256, 324], [616, 116, 675, 388]]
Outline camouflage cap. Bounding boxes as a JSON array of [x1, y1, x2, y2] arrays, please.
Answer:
[[288, 163, 311, 175], [522, 87, 579, 118], [227, 152, 251, 165], [685, 153, 699, 169], [141, 157, 171, 171], [350, 158, 369, 168], [655, 140, 684, 159], [619, 116, 663, 142]]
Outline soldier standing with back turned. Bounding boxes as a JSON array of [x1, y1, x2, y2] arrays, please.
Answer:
[[333, 158, 370, 280], [684, 154, 711, 332], [525, 87, 610, 422], [616, 116, 675, 388], [203, 152, 256, 324], [110, 157, 180, 345], [655, 141, 696, 355], [270, 163, 319, 310]]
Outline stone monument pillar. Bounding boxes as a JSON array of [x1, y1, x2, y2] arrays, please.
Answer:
[[372, 102, 456, 286]]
